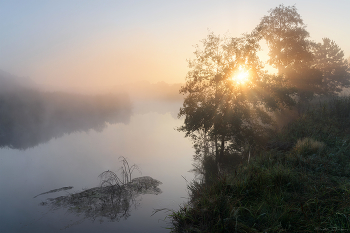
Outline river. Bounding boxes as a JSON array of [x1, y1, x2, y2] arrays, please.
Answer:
[[0, 99, 194, 233]]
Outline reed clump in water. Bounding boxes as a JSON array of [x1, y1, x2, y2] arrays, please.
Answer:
[[39, 157, 162, 225], [98, 156, 140, 188]]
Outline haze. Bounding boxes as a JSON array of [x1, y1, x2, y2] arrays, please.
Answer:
[[1, 0, 349, 94]]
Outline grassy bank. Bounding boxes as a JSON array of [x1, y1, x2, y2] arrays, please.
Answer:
[[170, 96, 350, 232]]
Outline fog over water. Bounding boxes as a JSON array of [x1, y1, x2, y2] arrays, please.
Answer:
[[2, 1, 349, 232], [0, 73, 194, 232]]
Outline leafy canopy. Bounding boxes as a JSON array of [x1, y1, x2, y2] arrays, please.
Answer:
[[255, 4, 350, 98], [179, 33, 295, 160], [179, 5, 350, 162]]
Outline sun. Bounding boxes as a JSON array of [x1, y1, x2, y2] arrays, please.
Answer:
[[231, 67, 249, 84]]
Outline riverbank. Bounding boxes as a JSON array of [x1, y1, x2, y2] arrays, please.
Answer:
[[170, 96, 350, 232]]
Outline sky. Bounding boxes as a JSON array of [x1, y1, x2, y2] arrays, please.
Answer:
[[1, 0, 350, 93]]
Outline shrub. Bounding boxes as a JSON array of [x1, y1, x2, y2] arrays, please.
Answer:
[[293, 137, 325, 155]]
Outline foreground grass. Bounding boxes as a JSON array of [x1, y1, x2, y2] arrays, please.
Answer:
[[170, 96, 350, 232]]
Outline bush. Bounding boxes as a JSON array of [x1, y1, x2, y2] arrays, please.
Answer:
[[293, 137, 325, 155]]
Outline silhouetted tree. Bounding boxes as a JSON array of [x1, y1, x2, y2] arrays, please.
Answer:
[[311, 38, 350, 95], [255, 5, 350, 100], [255, 5, 319, 101], [179, 33, 295, 164], [255, 4, 313, 74]]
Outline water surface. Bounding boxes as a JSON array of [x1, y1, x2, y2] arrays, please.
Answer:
[[0, 100, 194, 233]]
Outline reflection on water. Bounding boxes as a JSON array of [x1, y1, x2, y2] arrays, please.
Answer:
[[0, 89, 131, 149], [34, 186, 73, 198], [41, 176, 162, 225], [38, 157, 162, 225]]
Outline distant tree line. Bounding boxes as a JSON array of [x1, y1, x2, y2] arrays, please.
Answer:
[[0, 88, 131, 150]]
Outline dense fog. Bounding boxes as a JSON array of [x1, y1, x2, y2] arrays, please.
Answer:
[[0, 71, 132, 149]]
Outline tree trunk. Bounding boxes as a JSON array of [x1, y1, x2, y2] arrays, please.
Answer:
[[215, 134, 219, 162], [219, 136, 225, 163]]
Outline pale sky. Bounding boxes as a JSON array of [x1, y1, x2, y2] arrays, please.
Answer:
[[1, 0, 349, 93]]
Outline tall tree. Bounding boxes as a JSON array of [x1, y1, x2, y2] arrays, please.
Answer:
[[311, 38, 350, 95], [255, 4, 313, 74], [254, 5, 350, 99], [255, 5, 323, 101], [179, 33, 295, 164]]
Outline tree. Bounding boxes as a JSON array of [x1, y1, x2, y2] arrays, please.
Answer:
[[179, 32, 295, 164], [255, 4, 313, 74], [254, 5, 320, 101], [311, 38, 350, 95], [255, 5, 350, 99]]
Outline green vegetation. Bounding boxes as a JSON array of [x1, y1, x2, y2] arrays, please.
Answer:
[[178, 32, 295, 166], [178, 4, 350, 169], [170, 96, 350, 232], [173, 4, 350, 232], [255, 5, 350, 99]]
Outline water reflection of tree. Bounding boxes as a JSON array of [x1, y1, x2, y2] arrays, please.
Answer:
[[42, 176, 162, 223], [39, 157, 162, 224]]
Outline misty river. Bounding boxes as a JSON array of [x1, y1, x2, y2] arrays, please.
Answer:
[[0, 97, 194, 233]]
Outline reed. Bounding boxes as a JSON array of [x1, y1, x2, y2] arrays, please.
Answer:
[[98, 156, 140, 188]]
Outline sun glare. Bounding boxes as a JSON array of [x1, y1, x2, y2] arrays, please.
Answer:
[[231, 67, 249, 85]]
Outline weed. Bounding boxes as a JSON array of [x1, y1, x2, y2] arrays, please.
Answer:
[[98, 156, 140, 188], [294, 137, 325, 155]]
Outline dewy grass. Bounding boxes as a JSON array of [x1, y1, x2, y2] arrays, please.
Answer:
[[294, 137, 325, 155], [170, 96, 350, 232]]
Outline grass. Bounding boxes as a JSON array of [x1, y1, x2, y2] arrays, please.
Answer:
[[98, 156, 140, 188], [170, 96, 350, 232]]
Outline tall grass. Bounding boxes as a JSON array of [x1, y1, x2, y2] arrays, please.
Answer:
[[98, 156, 140, 188]]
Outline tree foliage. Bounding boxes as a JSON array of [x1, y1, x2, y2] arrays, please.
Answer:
[[254, 4, 350, 99], [255, 4, 313, 73], [311, 38, 350, 94], [179, 33, 295, 162], [179, 5, 350, 165]]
